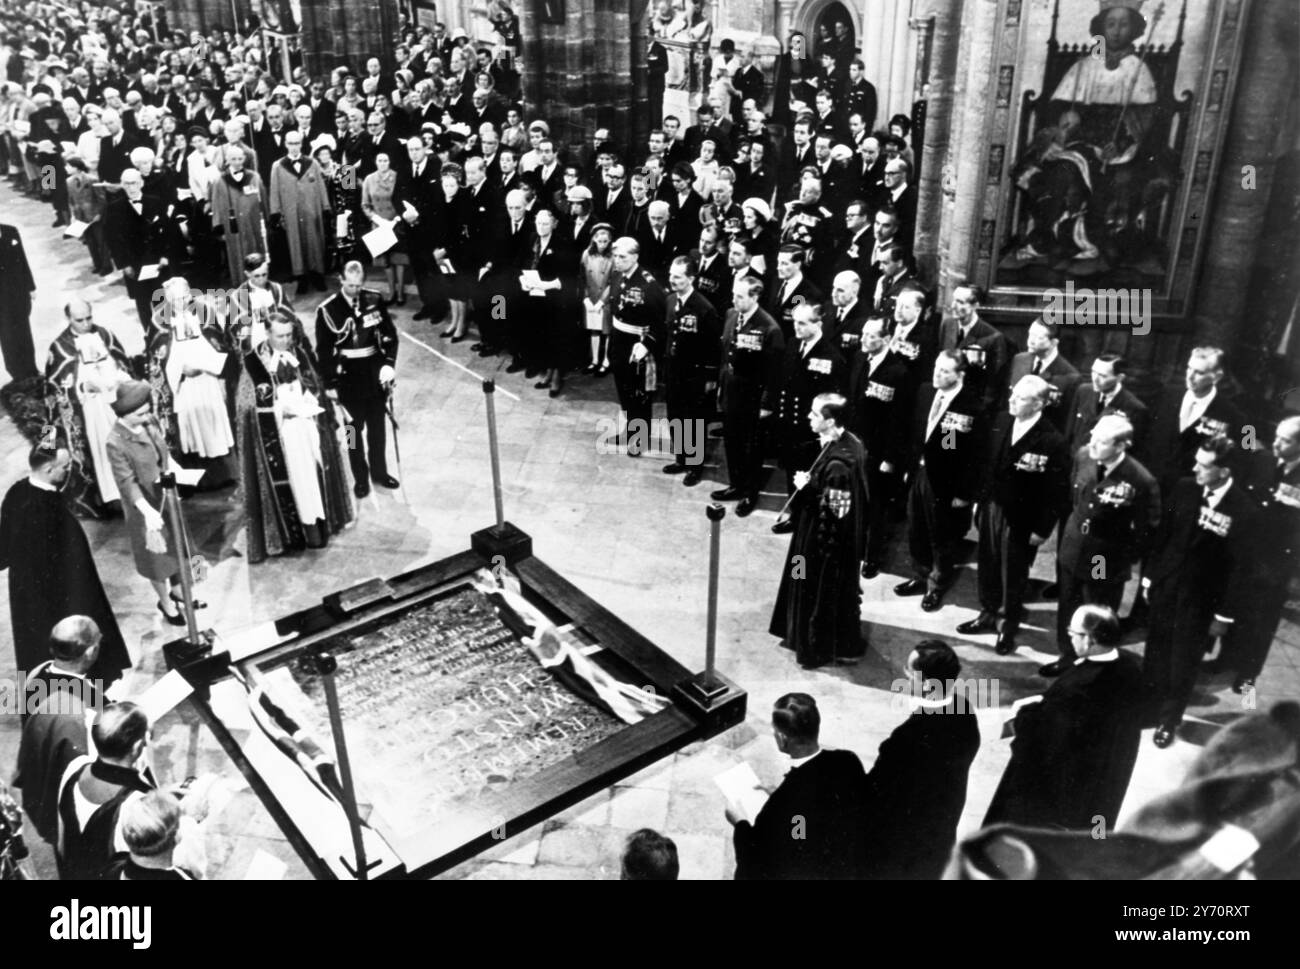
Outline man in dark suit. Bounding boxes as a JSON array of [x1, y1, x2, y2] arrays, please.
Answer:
[[778, 117, 816, 190], [734, 48, 766, 108], [1042, 414, 1160, 676], [711, 276, 785, 517], [1003, 319, 1080, 431], [957, 375, 1070, 654], [0, 223, 38, 379], [661, 255, 722, 487], [825, 269, 870, 358], [765, 245, 824, 342], [1222, 415, 1300, 693], [1145, 347, 1247, 495], [104, 168, 173, 336], [13, 616, 104, 846], [1144, 434, 1257, 747], [635, 200, 676, 282], [858, 204, 909, 300], [595, 162, 631, 229], [476, 189, 533, 359], [848, 317, 910, 575], [829, 199, 875, 286], [869, 158, 917, 244], [938, 284, 1010, 411], [96, 108, 144, 184], [861, 641, 979, 878], [1063, 352, 1149, 457], [845, 60, 878, 132], [728, 693, 867, 880], [895, 350, 985, 611], [394, 136, 443, 322], [888, 287, 940, 396], [984, 605, 1144, 832], [692, 223, 731, 315], [771, 304, 846, 511]]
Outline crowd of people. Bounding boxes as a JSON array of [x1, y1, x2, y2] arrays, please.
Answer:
[[0, 0, 1297, 881]]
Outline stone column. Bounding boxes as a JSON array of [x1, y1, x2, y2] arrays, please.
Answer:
[[298, 0, 401, 75], [524, 0, 634, 155], [935, 0, 998, 307], [910, 0, 959, 287], [1193, 0, 1299, 357]]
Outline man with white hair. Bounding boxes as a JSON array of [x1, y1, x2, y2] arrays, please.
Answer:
[[96, 106, 144, 183], [636, 199, 675, 281], [956, 374, 1070, 655], [28, 88, 74, 225], [105, 167, 172, 333], [1042, 413, 1159, 677]]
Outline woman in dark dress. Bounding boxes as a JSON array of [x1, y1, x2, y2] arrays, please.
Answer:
[[433, 161, 472, 341]]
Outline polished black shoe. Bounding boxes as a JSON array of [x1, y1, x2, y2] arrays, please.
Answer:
[[993, 632, 1017, 656], [683, 469, 703, 487], [534, 380, 550, 389], [1038, 659, 1072, 677], [412, 307, 433, 321], [505, 359, 525, 373], [771, 516, 794, 534], [477, 346, 498, 357], [1153, 725, 1176, 749], [354, 481, 371, 498], [662, 463, 687, 475], [1233, 676, 1256, 694], [894, 578, 926, 597], [470, 342, 485, 352], [373, 474, 400, 489], [711, 487, 743, 501], [157, 602, 186, 627], [860, 561, 879, 579], [735, 497, 757, 517], [920, 591, 943, 612], [956, 613, 998, 635], [548, 386, 562, 398], [450, 333, 468, 343]]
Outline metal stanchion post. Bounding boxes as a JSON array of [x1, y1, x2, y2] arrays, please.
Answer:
[[483, 378, 506, 532], [682, 503, 729, 704], [313, 651, 369, 881], [160, 472, 201, 648]]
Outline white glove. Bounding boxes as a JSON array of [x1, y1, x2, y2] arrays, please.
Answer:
[[793, 470, 810, 491], [137, 499, 164, 532], [630, 343, 648, 362], [379, 364, 396, 386]]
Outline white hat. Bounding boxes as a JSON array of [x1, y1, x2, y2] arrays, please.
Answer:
[[830, 143, 853, 162], [310, 133, 338, 153], [742, 197, 772, 222]]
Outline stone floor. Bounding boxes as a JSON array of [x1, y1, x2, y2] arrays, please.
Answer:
[[1, 182, 1297, 880]]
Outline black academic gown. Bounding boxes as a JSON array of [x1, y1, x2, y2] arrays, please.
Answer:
[[861, 696, 980, 879], [733, 748, 868, 880], [769, 431, 870, 666], [983, 650, 1145, 831], [0, 479, 129, 682]]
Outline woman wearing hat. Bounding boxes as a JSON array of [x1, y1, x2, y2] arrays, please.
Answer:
[[740, 196, 776, 280], [360, 150, 409, 305], [432, 161, 472, 340], [105, 380, 202, 626]]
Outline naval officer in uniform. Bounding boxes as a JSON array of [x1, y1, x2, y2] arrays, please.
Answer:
[[315, 260, 400, 497], [608, 237, 668, 457]]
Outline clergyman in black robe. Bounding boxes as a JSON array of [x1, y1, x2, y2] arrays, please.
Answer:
[[769, 394, 870, 668], [0, 447, 130, 685]]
